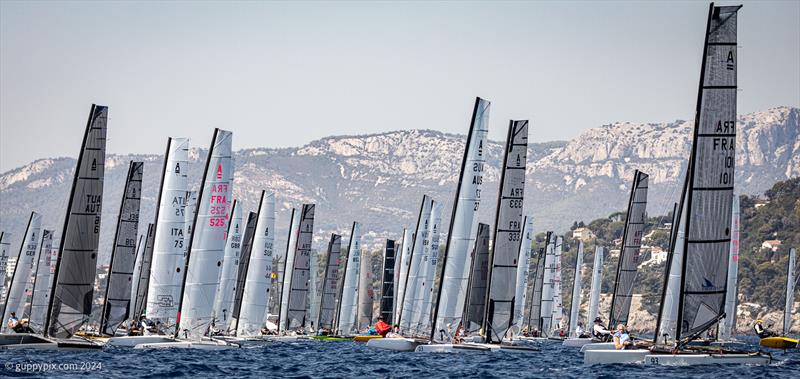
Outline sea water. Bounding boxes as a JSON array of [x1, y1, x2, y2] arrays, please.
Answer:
[[0, 336, 797, 378]]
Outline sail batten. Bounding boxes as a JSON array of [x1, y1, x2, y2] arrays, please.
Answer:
[[47, 104, 108, 338]]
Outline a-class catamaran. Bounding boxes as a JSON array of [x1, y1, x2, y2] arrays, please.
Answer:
[[211, 200, 243, 334], [523, 232, 550, 339], [564, 244, 603, 347], [0, 105, 108, 349], [335, 221, 363, 336], [1, 212, 42, 335], [129, 223, 155, 332], [562, 241, 586, 346], [229, 212, 258, 336], [316, 234, 342, 333], [109, 137, 189, 347], [369, 98, 489, 352], [357, 226, 377, 332], [462, 223, 490, 338], [277, 208, 300, 335], [137, 128, 235, 349], [98, 161, 144, 337], [483, 120, 530, 347], [379, 239, 397, 324], [234, 191, 276, 339], [586, 3, 770, 365], [393, 229, 413, 324], [512, 215, 533, 337], [283, 204, 315, 335], [29, 230, 54, 333], [759, 247, 798, 349], [395, 196, 432, 338]]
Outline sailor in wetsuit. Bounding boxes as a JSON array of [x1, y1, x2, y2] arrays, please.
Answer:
[[592, 317, 612, 342], [754, 320, 777, 338]]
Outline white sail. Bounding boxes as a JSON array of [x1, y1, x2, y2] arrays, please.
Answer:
[[129, 234, 145, 319], [785, 248, 796, 335], [720, 196, 740, 340], [398, 196, 432, 335], [416, 201, 442, 336], [587, 246, 604, 326], [2, 212, 42, 333], [513, 216, 533, 334], [178, 129, 233, 339], [29, 229, 54, 331], [658, 192, 688, 343], [131, 224, 155, 321], [278, 209, 300, 334], [394, 228, 413, 325], [213, 200, 243, 331], [568, 241, 584, 337], [237, 192, 275, 337], [432, 97, 489, 342], [551, 236, 564, 333], [308, 248, 320, 330], [357, 243, 374, 331], [0, 232, 10, 319], [337, 222, 362, 335], [145, 137, 189, 331], [539, 237, 555, 335]]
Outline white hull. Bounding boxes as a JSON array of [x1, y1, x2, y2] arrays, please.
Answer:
[[643, 353, 771, 366], [516, 336, 547, 341], [134, 339, 239, 350], [562, 337, 594, 347], [580, 342, 615, 352], [366, 337, 422, 352], [106, 335, 176, 347], [415, 343, 539, 353], [584, 349, 651, 365]]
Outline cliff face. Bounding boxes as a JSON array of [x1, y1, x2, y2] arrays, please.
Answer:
[[0, 107, 797, 263]]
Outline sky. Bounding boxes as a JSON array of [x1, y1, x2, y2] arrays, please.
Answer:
[[1, 0, 798, 171]]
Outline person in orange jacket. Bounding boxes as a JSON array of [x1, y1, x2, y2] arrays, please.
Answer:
[[375, 316, 391, 337]]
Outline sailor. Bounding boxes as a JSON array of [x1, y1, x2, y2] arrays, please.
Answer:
[[592, 317, 612, 342], [575, 322, 589, 338], [613, 324, 633, 350], [375, 316, 391, 337], [754, 320, 777, 338], [6, 312, 19, 331]]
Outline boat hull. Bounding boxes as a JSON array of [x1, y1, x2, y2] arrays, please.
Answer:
[[643, 353, 771, 366], [415, 343, 539, 353], [563, 337, 594, 347], [0, 334, 101, 350], [583, 349, 651, 365], [353, 335, 383, 342], [580, 342, 615, 352], [366, 337, 422, 351], [311, 335, 352, 342], [759, 336, 798, 349], [106, 335, 176, 347], [134, 339, 239, 350]]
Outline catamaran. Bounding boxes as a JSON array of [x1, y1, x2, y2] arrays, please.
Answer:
[[0, 212, 44, 346], [760, 247, 797, 349], [511, 215, 533, 338], [562, 241, 590, 347], [277, 208, 300, 335], [136, 128, 236, 349], [108, 137, 189, 347], [335, 221, 363, 337], [97, 161, 144, 339], [211, 200, 243, 334], [521, 233, 550, 340]]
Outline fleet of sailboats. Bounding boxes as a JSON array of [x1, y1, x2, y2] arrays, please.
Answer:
[[0, 4, 794, 369]]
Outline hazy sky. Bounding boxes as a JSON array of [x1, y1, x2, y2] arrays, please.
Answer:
[[1, 0, 798, 171]]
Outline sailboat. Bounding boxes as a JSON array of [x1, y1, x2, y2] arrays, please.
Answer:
[[129, 224, 155, 330], [137, 128, 236, 349], [277, 208, 300, 335], [550, 236, 565, 339], [357, 230, 376, 332], [98, 161, 144, 338], [28, 230, 54, 333], [109, 137, 189, 347], [586, 4, 770, 365], [521, 233, 550, 340], [316, 234, 342, 334], [411, 201, 441, 338], [283, 204, 315, 336], [379, 239, 397, 324], [0, 232, 10, 320], [459, 223, 491, 342], [415, 97, 489, 353], [1, 212, 43, 345], [211, 200, 243, 334], [563, 241, 591, 347], [23, 104, 108, 350], [393, 229, 413, 324], [581, 170, 649, 352], [567, 245, 603, 347], [228, 212, 258, 337], [335, 221, 363, 336], [759, 247, 798, 349]]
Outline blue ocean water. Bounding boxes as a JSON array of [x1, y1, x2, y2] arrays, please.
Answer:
[[1, 336, 798, 378]]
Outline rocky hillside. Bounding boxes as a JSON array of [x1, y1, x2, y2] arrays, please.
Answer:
[[0, 107, 797, 268]]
